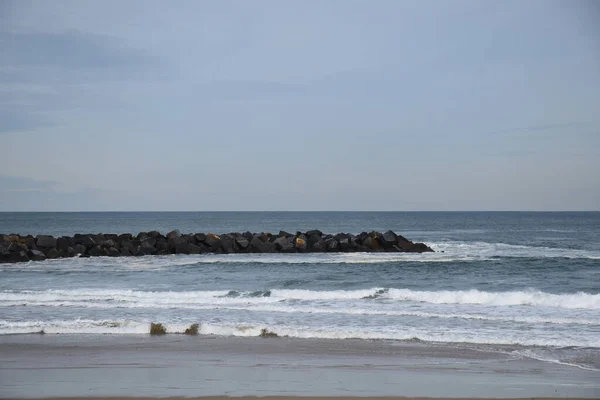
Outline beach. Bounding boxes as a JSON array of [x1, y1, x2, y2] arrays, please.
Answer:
[[1, 212, 599, 399], [1, 334, 599, 398]]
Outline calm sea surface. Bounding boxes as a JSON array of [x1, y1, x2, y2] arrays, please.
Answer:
[[1, 212, 599, 370]]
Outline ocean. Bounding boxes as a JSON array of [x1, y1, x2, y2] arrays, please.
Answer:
[[1, 211, 599, 373]]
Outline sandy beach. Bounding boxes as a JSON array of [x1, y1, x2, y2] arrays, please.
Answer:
[[1, 335, 599, 399]]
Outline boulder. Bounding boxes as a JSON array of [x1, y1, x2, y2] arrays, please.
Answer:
[[310, 239, 327, 252], [167, 229, 181, 239], [56, 236, 73, 252], [188, 243, 204, 254], [205, 233, 221, 249], [220, 235, 236, 253], [194, 233, 207, 243], [89, 234, 106, 246], [28, 249, 46, 261], [148, 231, 162, 238], [117, 233, 133, 242], [45, 248, 60, 259], [108, 247, 121, 257], [74, 244, 87, 255], [67, 247, 77, 257], [235, 236, 249, 249], [174, 241, 190, 254], [295, 237, 307, 251], [249, 236, 272, 253], [22, 235, 36, 249], [135, 244, 156, 256], [326, 238, 339, 252], [306, 230, 323, 238], [137, 232, 149, 242], [167, 235, 187, 253], [155, 240, 169, 254], [73, 235, 96, 248], [339, 237, 351, 251], [408, 242, 434, 253], [381, 230, 397, 244], [36, 235, 57, 249], [88, 246, 104, 257]]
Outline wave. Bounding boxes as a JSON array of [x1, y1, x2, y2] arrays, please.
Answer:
[[1, 287, 599, 310], [1, 319, 598, 350]]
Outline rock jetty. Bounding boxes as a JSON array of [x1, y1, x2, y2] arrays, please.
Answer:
[[0, 230, 433, 263]]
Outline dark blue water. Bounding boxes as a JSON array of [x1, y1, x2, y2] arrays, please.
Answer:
[[1, 212, 599, 369]]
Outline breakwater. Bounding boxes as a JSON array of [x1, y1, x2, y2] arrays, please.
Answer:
[[0, 230, 433, 263]]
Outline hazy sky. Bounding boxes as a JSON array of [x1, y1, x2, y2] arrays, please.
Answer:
[[1, 0, 599, 211]]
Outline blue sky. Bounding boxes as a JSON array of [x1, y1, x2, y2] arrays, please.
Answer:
[[1, 0, 599, 211]]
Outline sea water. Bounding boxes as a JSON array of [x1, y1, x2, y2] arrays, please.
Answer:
[[1, 212, 599, 370]]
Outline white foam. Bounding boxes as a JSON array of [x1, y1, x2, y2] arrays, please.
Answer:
[[2, 319, 597, 349], [387, 288, 600, 309], [2, 287, 599, 309]]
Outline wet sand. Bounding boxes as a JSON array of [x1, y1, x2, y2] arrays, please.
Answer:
[[1, 335, 599, 399]]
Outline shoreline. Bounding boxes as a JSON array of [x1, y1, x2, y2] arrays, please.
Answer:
[[1, 335, 599, 399]]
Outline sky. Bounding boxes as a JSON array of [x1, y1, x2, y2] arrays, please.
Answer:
[[1, 0, 599, 211]]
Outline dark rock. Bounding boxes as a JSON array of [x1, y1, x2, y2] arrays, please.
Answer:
[[90, 234, 107, 246], [148, 231, 162, 239], [194, 233, 206, 243], [56, 236, 73, 251], [108, 247, 121, 257], [362, 236, 380, 251], [137, 232, 149, 242], [73, 234, 96, 248], [74, 244, 87, 255], [188, 243, 204, 254], [182, 234, 196, 245], [310, 239, 327, 252], [117, 233, 133, 242], [88, 246, 104, 257], [28, 249, 46, 261], [306, 230, 322, 239], [135, 244, 156, 256], [103, 239, 117, 249], [220, 235, 236, 253], [273, 236, 294, 252], [396, 236, 414, 251], [249, 236, 273, 253], [408, 242, 434, 253], [205, 233, 221, 247], [141, 238, 157, 248], [381, 230, 397, 244], [235, 236, 249, 249], [167, 229, 181, 239], [326, 238, 339, 251], [339, 237, 351, 251], [174, 241, 190, 254], [36, 235, 57, 249], [120, 240, 135, 253], [121, 247, 133, 256], [167, 235, 187, 253], [155, 240, 169, 254], [45, 248, 60, 259], [67, 247, 77, 257], [22, 236, 36, 249]]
